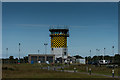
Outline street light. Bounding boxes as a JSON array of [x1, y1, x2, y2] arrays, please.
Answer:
[[44, 43, 48, 54], [96, 49, 99, 61], [97, 49, 100, 59], [6, 48, 8, 58], [96, 49, 98, 56], [103, 48, 106, 60], [112, 46, 114, 63], [19, 43, 21, 60], [38, 50, 40, 53], [90, 50, 91, 63], [112, 46, 114, 56], [6, 48, 8, 63], [90, 50, 91, 58]]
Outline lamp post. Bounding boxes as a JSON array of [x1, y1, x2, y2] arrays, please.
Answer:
[[6, 48, 8, 63], [89, 50, 92, 75], [19, 43, 21, 60], [96, 49, 98, 56], [90, 50, 91, 62], [98, 49, 100, 60], [112, 46, 114, 64], [103, 48, 106, 60], [38, 50, 40, 54], [6, 48, 8, 58], [44, 43, 48, 54], [96, 49, 98, 61]]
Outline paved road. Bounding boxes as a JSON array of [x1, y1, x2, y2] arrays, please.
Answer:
[[40, 66, 120, 78], [63, 70, 119, 78]]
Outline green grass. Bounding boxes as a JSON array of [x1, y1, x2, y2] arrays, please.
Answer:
[[2, 63, 110, 78]]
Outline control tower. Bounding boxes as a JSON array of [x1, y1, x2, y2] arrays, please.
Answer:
[[49, 27, 69, 60]]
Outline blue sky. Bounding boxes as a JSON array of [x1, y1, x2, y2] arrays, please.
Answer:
[[2, 2, 118, 58]]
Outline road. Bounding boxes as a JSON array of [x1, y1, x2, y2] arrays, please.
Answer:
[[40, 66, 120, 78]]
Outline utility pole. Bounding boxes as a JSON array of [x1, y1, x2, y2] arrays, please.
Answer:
[[38, 50, 40, 54], [6, 48, 8, 58], [98, 49, 100, 60], [89, 50, 92, 75], [99, 49, 101, 56], [96, 49, 98, 59], [90, 50, 91, 58], [90, 50, 91, 63], [19, 43, 21, 60], [112, 46, 114, 64], [44, 43, 48, 54], [86, 56, 88, 72], [103, 48, 106, 60], [96, 49, 98, 56], [6, 48, 8, 63]]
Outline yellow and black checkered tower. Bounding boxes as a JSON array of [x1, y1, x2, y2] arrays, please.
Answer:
[[49, 27, 69, 60]]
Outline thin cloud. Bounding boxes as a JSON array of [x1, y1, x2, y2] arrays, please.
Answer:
[[16, 24, 115, 30], [16, 24, 90, 30], [18, 24, 49, 27], [2, 0, 120, 2], [18, 24, 88, 29]]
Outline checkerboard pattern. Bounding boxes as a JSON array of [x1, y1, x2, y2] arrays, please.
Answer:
[[51, 36, 67, 48]]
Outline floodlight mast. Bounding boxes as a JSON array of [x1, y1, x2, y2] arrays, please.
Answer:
[[38, 50, 40, 53], [90, 50, 91, 57], [103, 48, 106, 60], [112, 46, 114, 63], [44, 43, 48, 54], [96, 49, 98, 61], [90, 50, 91, 62], [19, 43, 20, 60], [6, 48, 8, 59], [96, 49, 97, 56]]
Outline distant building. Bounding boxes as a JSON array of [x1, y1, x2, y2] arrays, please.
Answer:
[[28, 54, 55, 64], [49, 28, 69, 60], [28, 27, 70, 64], [76, 59, 86, 64]]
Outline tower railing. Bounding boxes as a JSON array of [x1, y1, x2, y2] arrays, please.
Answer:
[[49, 25, 69, 29], [50, 34, 69, 37]]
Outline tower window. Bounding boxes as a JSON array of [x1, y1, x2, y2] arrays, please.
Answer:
[[52, 48, 53, 51], [64, 52, 66, 55], [60, 32, 62, 34]]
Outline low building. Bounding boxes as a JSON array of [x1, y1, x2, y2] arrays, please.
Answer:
[[28, 54, 55, 64], [76, 58, 86, 64]]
